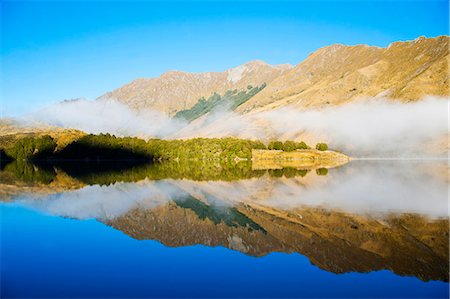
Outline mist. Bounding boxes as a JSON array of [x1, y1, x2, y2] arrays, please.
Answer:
[[11, 180, 191, 220], [8, 160, 449, 220], [25, 99, 187, 138], [177, 96, 448, 156], [22, 96, 448, 156]]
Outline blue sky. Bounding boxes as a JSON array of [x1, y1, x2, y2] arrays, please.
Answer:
[[1, 0, 448, 116]]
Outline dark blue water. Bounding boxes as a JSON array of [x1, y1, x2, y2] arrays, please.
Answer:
[[1, 205, 448, 298]]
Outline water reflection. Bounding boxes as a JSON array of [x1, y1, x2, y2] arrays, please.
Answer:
[[1, 159, 318, 186], [0, 160, 448, 282]]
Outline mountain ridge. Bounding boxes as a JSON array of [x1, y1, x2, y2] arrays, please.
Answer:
[[99, 35, 449, 116], [237, 35, 449, 113], [99, 60, 293, 116]]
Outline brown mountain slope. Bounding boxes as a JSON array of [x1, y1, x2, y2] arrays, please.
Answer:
[[107, 202, 449, 282], [98, 36, 448, 116], [99, 60, 292, 116], [237, 36, 449, 112]]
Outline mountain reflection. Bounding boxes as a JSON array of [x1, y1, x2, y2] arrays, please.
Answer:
[[0, 160, 448, 282]]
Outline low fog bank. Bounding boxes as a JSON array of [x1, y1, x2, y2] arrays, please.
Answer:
[[178, 97, 449, 157], [24, 99, 187, 138], [21, 96, 449, 157], [10, 160, 449, 220]]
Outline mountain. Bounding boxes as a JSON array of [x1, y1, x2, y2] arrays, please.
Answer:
[[2, 36, 447, 155], [2, 158, 447, 281], [237, 36, 449, 112], [100, 36, 448, 116], [2, 161, 447, 282], [99, 60, 292, 116], [107, 202, 448, 282]]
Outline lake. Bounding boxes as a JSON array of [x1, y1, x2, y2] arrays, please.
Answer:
[[0, 159, 448, 298]]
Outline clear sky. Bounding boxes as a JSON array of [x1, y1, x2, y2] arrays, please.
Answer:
[[1, 0, 448, 116]]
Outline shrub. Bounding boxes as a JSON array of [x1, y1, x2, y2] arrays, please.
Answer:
[[295, 141, 309, 150], [282, 140, 297, 152], [316, 168, 328, 176], [268, 141, 283, 150], [315, 143, 328, 151], [267, 140, 310, 151]]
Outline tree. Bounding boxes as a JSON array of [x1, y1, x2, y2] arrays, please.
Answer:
[[295, 141, 309, 150], [282, 140, 297, 152], [268, 141, 283, 150], [5, 135, 56, 161], [316, 168, 328, 176], [316, 143, 328, 151]]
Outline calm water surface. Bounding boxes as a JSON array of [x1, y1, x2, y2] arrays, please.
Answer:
[[1, 160, 448, 298]]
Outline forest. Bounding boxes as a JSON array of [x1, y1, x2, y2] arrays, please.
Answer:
[[0, 133, 327, 163], [0, 134, 332, 186], [174, 83, 267, 122]]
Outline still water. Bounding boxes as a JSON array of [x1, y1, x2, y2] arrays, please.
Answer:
[[1, 160, 448, 298]]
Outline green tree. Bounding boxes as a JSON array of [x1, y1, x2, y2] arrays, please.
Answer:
[[316, 168, 328, 176], [174, 83, 267, 122], [282, 140, 297, 152], [295, 141, 309, 150], [5, 135, 56, 161], [268, 141, 283, 150], [315, 143, 328, 151]]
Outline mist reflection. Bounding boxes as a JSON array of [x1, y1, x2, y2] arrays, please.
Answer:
[[0, 159, 448, 282]]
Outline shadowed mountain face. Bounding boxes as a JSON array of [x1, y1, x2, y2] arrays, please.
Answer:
[[1, 160, 448, 282]]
